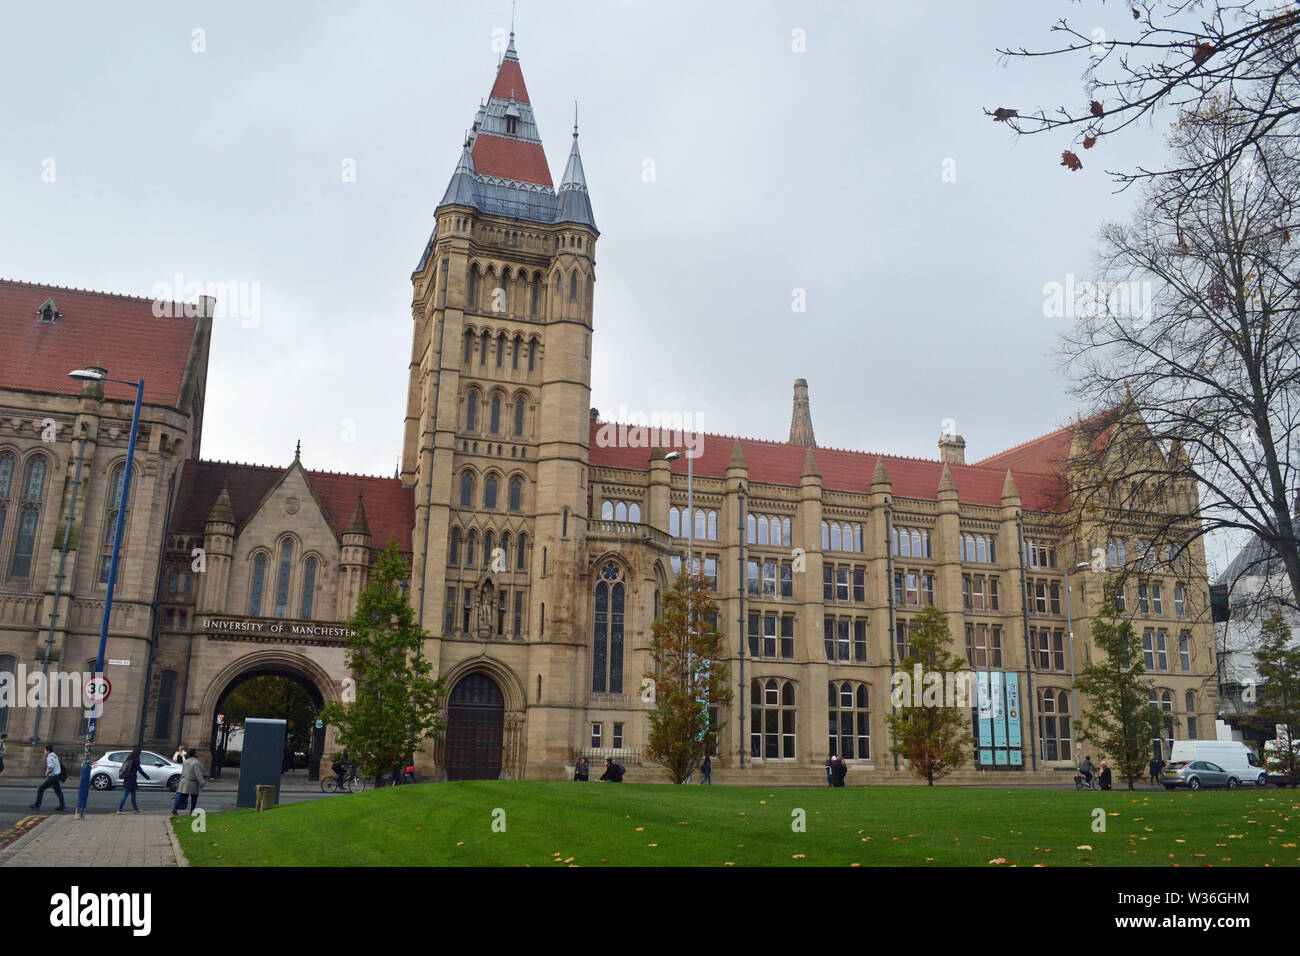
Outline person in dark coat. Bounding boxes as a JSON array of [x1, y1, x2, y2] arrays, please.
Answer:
[[831, 756, 848, 788], [116, 747, 150, 813], [1148, 757, 1161, 786], [699, 755, 712, 785], [825, 754, 835, 787], [1099, 762, 1113, 791], [599, 757, 624, 782]]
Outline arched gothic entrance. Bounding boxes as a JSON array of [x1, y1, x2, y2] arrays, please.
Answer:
[[208, 666, 327, 781], [444, 673, 504, 780]]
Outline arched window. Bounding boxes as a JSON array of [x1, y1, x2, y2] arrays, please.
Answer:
[[1037, 688, 1071, 761], [500, 532, 511, 567], [513, 398, 525, 436], [248, 552, 267, 616], [758, 517, 769, 545], [512, 335, 522, 370], [602, 499, 614, 520], [496, 332, 506, 366], [448, 528, 461, 565], [484, 474, 499, 510], [480, 329, 489, 366], [300, 556, 317, 619], [528, 339, 537, 372], [745, 513, 755, 543], [274, 537, 294, 618], [1185, 690, 1198, 739], [830, 523, 842, 552], [516, 533, 527, 570], [0, 452, 13, 557], [466, 389, 479, 432], [821, 521, 830, 550], [97, 462, 130, 584], [167, 567, 179, 594], [490, 394, 502, 434], [153, 669, 178, 740], [466, 530, 478, 568], [592, 562, 626, 694], [629, 503, 641, 523], [24, 457, 46, 502], [751, 678, 796, 759], [828, 681, 870, 759], [467, 265, 479, 310], [460, 472, 474, 508], [672, 508, 682, 538], [530, 274, 540, 317], [569, 271, 578, 301], [463, 329, 474, 364], [508, 477, 522, 512], [769, 516, 780, 546], [783, 517, 792, 547], [694, 508, 706, 540], [484, 531, 495, 568], [12, 457, 48, 579], [615, 501, 627, 522]]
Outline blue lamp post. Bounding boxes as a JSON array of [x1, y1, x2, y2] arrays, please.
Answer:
[[68, 368, 143, 819]]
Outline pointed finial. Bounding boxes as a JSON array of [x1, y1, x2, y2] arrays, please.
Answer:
[[294, 439, 301, 463], [511, 0, 516, 35], [574, 100, 579, 137]]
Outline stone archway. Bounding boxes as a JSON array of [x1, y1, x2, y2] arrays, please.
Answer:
[[199, 650, 340, 782]]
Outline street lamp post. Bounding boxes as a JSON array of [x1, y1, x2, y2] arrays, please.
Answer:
[[69, 369, 144, 819]]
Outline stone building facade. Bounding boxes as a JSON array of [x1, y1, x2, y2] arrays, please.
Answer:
[[0, 34, 1220, 784]]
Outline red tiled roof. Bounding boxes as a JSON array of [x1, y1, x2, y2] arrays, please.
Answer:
[[490, 58, 531, 104], [588, 421, 1069, 512], [173, 459, 414, 553], [975, 407, 1121, 475], [471, 133, 553, 187], [0, 278, 200, 406]]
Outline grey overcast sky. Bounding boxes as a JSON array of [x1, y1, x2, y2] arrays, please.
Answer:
[[3, 1, 1226, 558]]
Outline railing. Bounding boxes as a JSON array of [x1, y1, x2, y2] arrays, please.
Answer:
[[587, 521, 674, 549], [576, 747, 646, 767]]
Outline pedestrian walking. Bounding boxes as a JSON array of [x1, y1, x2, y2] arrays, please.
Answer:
[[0, 732, 7, 775], [825, 753, 835, 787], [172, 748, 204, 815], [1099, 762, 1112, 791], [30, 744, 65, 811], [831, 755, 848, 788], [699, 755, 712, 785], [172, 744, 186, 764], [1148, 757, 1160, 786], [116, 747, 150, 813]]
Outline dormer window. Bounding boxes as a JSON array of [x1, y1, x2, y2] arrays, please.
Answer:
[[36, 298, 62, 322], [506, 115, 518, 135]]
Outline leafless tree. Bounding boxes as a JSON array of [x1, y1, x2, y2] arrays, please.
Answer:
[[989, 1, 1299, 191], [1062, 104, 1300, 616]]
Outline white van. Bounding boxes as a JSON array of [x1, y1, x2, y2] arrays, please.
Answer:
[[1169, 740, 1267, 786]]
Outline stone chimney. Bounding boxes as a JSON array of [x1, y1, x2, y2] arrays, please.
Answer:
[[938, 432, 966, 465], [788, 378, 816, 446]]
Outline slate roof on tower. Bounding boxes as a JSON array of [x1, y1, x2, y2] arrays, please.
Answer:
[[435, 32, 596, 230]]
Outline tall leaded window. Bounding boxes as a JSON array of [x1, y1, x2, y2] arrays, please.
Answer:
[[1037, 688, 1071, 761], [530, 274, 540, 316], [516, 533, 527, 570], [0, 453, 13, 562], [468, 266, 479, 310], [592, 562, 626, 694], [508, 477, 522, 512], [528, 339, 536, 371], [153, 669, 178, 740], [496, 332, 505, 366], [828, 681, 870, 759], [460, 472, 474, 507], [274, 538, 294, 618], [464, 329, 474, 364], [448, 528, 461, 565], [490, 395, 502, 434], [484, 475, 499, 510], [465, 389, 479, 432], [301, 556, 317, 619], [12, 457, 48, 580], [514, 398, 525, 436], [751, 678, 796, 759], [248, 552, 267, 615], [480, 329, 489, 366], [466, 530, 477, 568]]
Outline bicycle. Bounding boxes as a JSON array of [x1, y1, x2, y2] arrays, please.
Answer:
[[1073, 772, 1100, 791], [321, 767, 367, 793]]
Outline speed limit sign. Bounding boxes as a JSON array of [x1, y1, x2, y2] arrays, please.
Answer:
[[84, 675, 111, 705]]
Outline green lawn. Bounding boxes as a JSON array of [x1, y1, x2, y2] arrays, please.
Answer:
[[174, 782, 1300, 867]]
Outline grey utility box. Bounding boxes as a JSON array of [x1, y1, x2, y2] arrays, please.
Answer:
[[237, 717, 287, 809]]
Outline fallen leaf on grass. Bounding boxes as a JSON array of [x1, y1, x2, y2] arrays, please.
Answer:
[[792, 853, 806, 859]]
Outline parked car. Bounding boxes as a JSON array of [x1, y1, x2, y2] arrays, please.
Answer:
[[1161, 759, 1240, 790], [1169, 740, 1267, 787], [90, 750, 183, 792]]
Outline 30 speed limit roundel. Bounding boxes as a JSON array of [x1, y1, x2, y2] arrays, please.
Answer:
[[84, 675, 111, 704]]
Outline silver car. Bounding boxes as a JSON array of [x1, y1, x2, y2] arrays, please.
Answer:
[[1161, 759, 1240, 790], [90, 750, 183, 792]]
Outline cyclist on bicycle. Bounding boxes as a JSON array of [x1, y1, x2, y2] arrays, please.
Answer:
[[1078, 754, 1096, 788], [331, 750, 352, 790]]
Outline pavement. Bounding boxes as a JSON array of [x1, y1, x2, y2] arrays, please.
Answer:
[[0, 811, 184, 867]]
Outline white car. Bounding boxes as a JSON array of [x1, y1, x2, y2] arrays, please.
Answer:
[[90, 750, 183, 792]]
